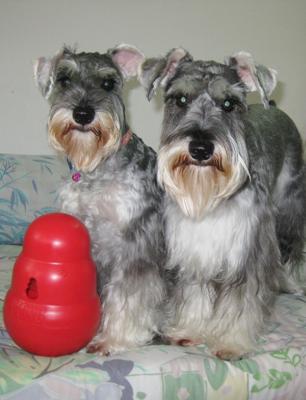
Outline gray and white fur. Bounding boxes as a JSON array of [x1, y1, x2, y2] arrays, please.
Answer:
[[34, 45, 165, 355], [139, 48, 306, 359]]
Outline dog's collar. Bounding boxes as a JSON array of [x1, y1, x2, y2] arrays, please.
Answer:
[[121, 128, 133, 146], [67, 129, 133, 183]]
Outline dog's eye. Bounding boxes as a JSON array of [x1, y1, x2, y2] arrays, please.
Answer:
[[222, 98, 237, 112], [57, 76, 71, 88], [175, 95, 189, 107], [101, 78, 115, 91]]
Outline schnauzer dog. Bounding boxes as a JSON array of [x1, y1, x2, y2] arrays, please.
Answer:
[[139, 49, 306, 359], [34, 44, 165, 355]]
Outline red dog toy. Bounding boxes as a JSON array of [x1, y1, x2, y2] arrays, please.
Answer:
[[4, 213, 101, 356]]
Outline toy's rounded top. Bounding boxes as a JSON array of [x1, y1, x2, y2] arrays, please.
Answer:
[[22, 212, 91, 262]]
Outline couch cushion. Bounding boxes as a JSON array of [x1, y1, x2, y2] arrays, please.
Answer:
[[1, 245, 306, 399], [0, 154, 69, 244]]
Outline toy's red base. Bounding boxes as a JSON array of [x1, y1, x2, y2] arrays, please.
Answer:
[[4, 293, 101, 356]]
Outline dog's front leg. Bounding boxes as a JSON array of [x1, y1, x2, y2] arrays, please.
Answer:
[[87, 261, 165, 355]]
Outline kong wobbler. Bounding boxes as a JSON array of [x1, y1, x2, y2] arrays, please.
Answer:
[[4, 213, 101, 357]]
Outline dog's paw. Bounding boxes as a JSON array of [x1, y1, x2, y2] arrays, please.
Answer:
[[86, 336, 137, 356], [166, 337, 204, 347], [213, 348, 245, 361], [86, 341, 111, 356]]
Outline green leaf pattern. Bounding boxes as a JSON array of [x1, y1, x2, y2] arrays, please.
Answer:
[[0, 154, 69, 244]]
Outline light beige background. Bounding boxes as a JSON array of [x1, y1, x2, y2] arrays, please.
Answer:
[[0, 0, 305, 154]]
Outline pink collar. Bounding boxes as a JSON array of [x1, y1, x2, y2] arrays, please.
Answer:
[[121, 129, 132, 146]]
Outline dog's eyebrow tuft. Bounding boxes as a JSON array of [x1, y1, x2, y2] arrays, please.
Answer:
[[56, 59, 80, 75], [97, 67, 119, 76]]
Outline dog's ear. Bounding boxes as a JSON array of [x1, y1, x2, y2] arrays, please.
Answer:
[[33, 56, 54, 98], [139, 48, 192, 101], [109, 44, 145, 80], [227, 51, 277, 108], [34, 48, 70, 99]]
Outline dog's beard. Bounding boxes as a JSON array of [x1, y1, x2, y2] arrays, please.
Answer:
[[158, 138, 249, 219], [48, 108, 121, 172]]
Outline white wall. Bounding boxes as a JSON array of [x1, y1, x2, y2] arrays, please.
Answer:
[[1, 0, 305, 154]]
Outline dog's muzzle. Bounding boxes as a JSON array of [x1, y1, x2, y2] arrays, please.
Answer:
[[188, 140, 214, 162]]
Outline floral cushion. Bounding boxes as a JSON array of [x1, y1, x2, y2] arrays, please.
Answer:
[[0, 154, 69, 245], [1, 246, 306, 399]]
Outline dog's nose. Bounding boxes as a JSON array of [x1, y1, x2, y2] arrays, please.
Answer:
[[189, 140, 214, 162], [73, 107, 95, 125]]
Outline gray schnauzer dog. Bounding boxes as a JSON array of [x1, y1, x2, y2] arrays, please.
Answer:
[[139, 48, 306, 359], [34, 44, 165, 355]]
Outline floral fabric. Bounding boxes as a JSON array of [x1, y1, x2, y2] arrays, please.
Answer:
[[1, 246, 306, 399], [0, 154, 69, 244]]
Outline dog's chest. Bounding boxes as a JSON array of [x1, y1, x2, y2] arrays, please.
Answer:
[[165, 191, 254, 279], [59, 176, 142, 227]]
